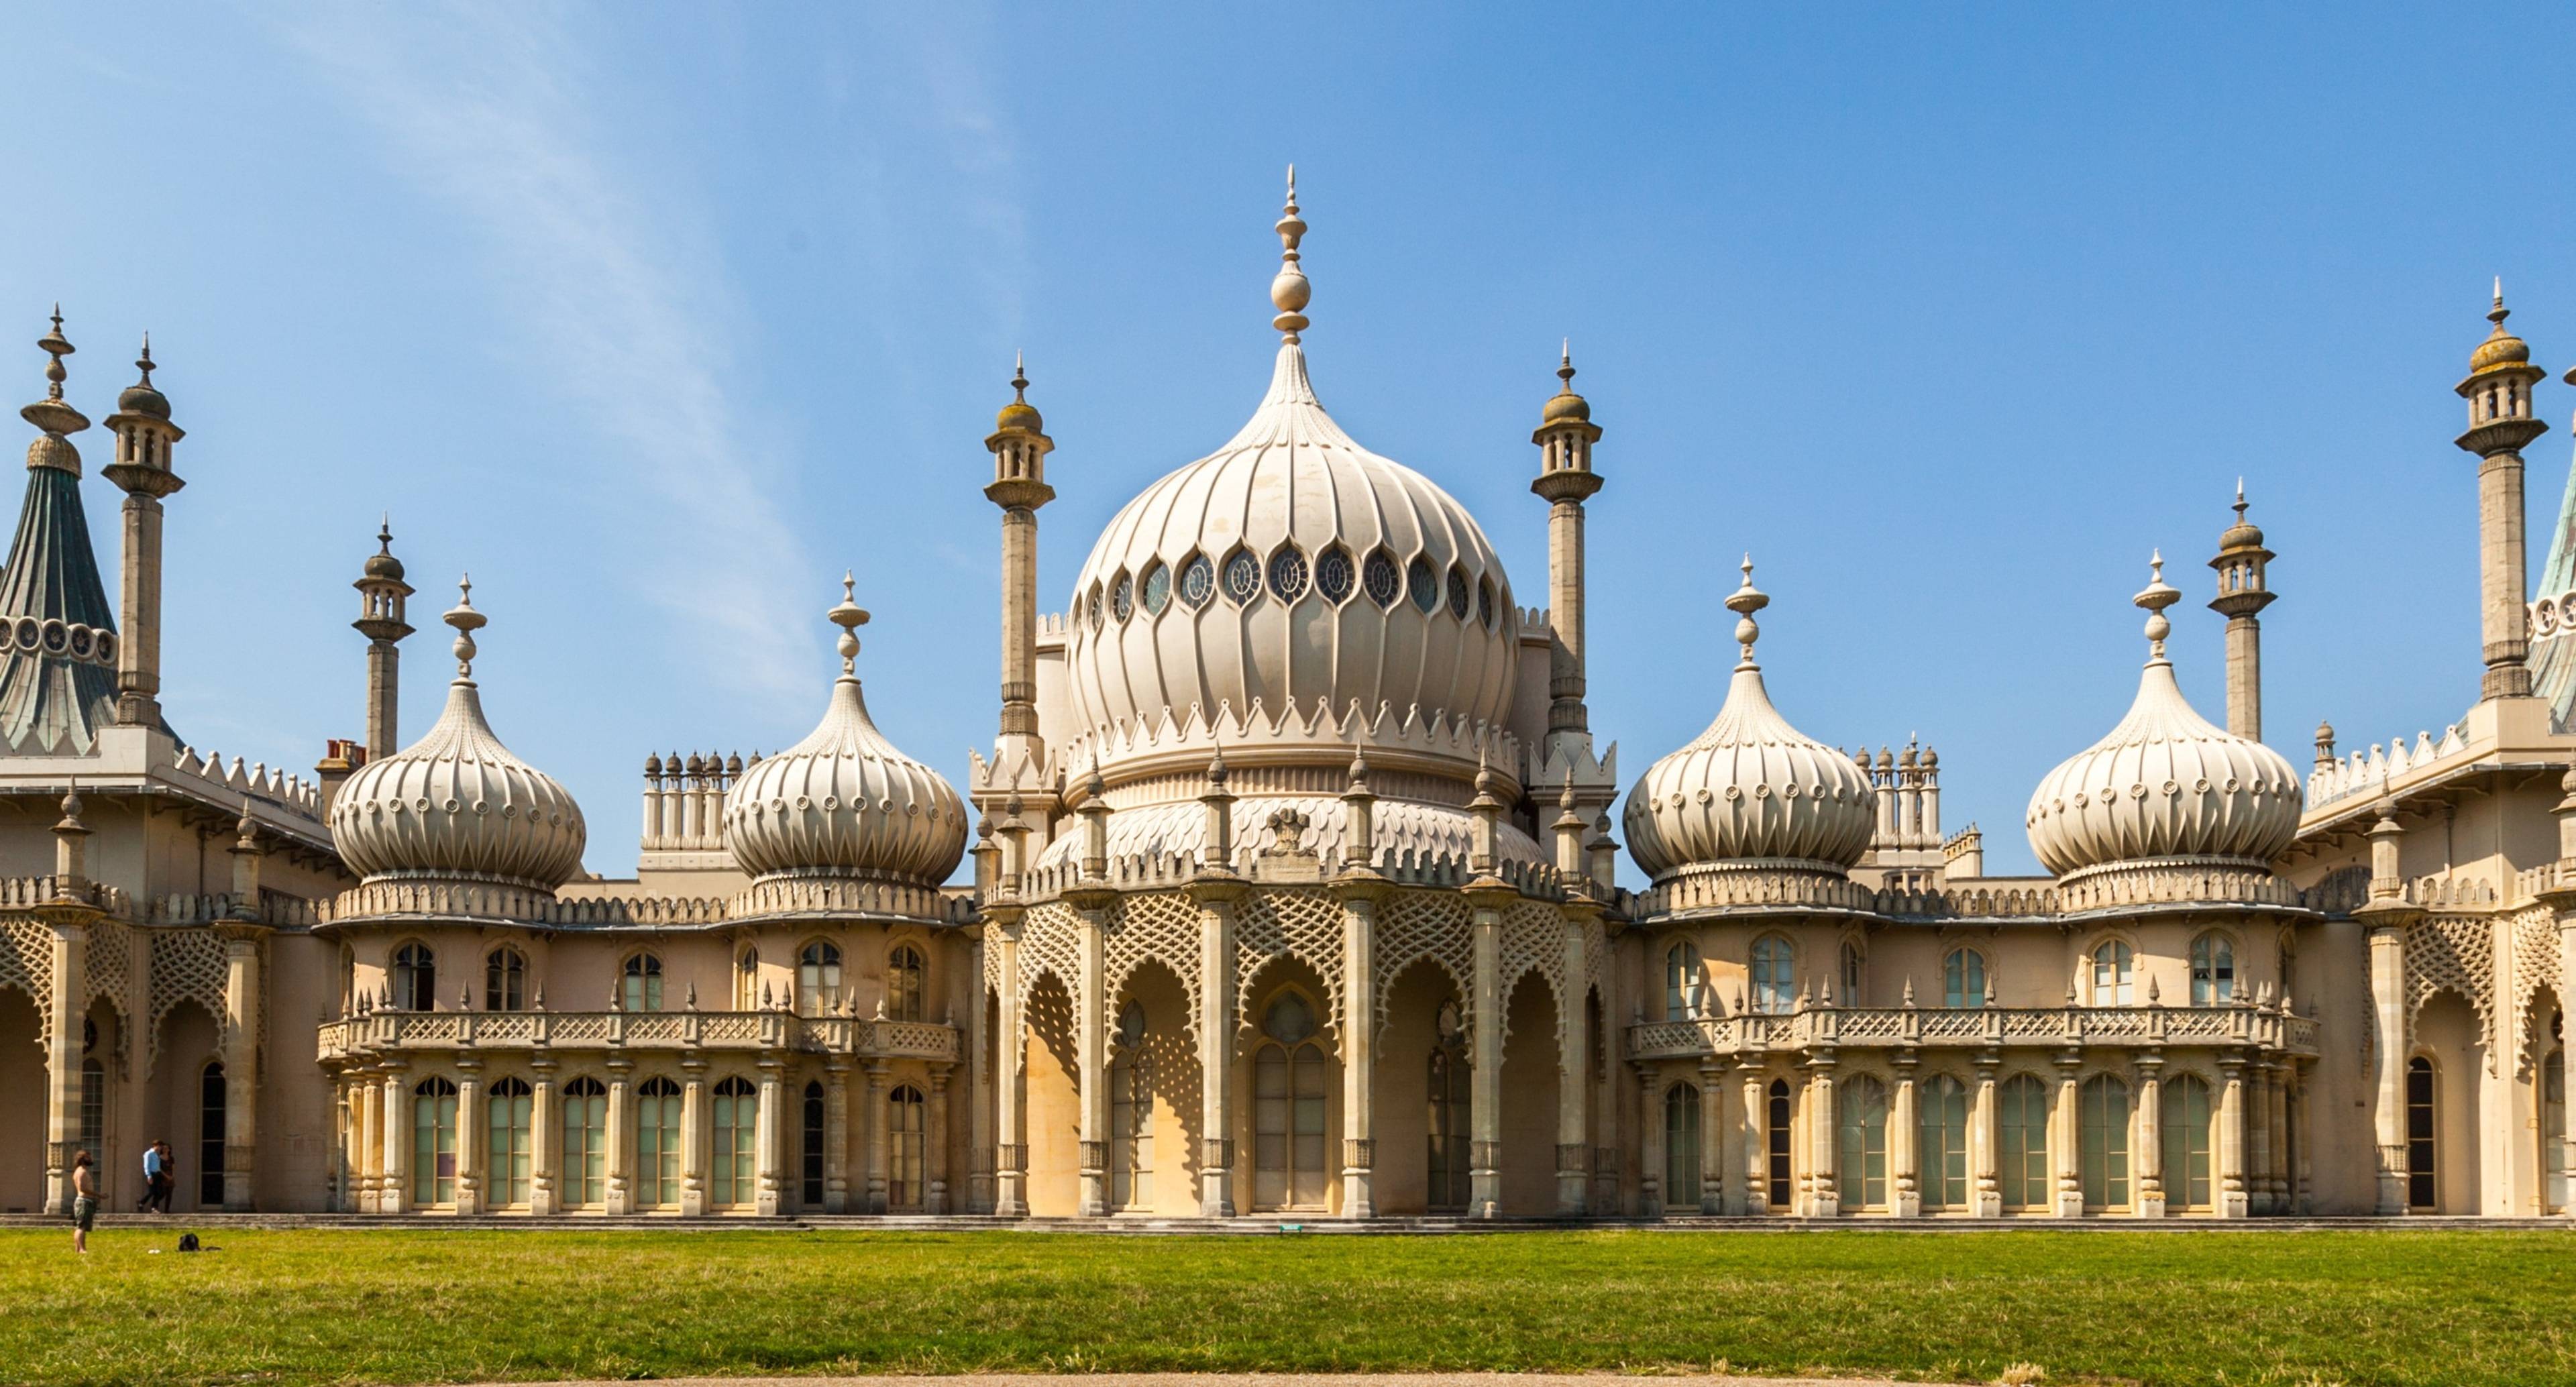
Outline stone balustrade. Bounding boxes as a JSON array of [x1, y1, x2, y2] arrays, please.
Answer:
[[316, 1009, 960, 1063], [1627, 1001, 2321, 1061]]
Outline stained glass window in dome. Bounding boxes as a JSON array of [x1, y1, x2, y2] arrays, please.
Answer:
[[1364, 550, 1401, 607], [1110, 571, 1134, 622], [1141, 562, 1171, 614], [1180, 554, 1214, 608], [1224, 549, 1262, 604], [1446, 567, 1471, 620], [1407, 557, 1438, 612], [1477, 577, 1496, 629], [1087, 584, 1104, 632], [1268, 546, 1309, 602], [1317, 546, 1354, 603]]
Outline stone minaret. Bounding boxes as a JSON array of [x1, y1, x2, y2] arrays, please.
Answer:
[[352, 519, 415, 758], [2455, 281, 2547, 701], [984, 355, 1055, 767], [2208, 482, 2275, 738], [100, 335, 184, 728], [1531, 343, 1604, 742]]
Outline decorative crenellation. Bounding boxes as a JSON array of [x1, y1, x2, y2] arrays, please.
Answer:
[[1057, 696, 1523, 794], [1628, 996, 2322, 1062], [727, 875, 971, 925], [639, 749, 752, 854], [1008, 846, 1591, 905], [169, 743, 324, 820], [317, 1008, 960, 1064], [2307, 722, 2469, 809]]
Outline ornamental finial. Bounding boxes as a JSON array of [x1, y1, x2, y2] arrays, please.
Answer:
[[38, 305, 70, 402], [827, 570, 870, 675], [1725, 553, 1769, 668], [1270, 166, 1311, 342], [2134, 550, 2182, 661], [445, 573, 486, 677]]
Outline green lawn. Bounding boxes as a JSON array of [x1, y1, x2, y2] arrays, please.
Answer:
[[3, 1227, 2570, 1387]]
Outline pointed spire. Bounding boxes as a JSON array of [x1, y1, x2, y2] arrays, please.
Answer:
[[827, 570, 870, 676], [1270, 166, 1311, 343], [22, 307, 87, 440], [2135, 551, 2182, 663], [1725, 554, 1768, 669], [445, 574, 485, 678]]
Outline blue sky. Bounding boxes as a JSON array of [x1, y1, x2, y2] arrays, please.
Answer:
[[5, 5, 2573, 879]]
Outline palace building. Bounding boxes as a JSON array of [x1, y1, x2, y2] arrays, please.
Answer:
[[5, 182, 2575, 1221]]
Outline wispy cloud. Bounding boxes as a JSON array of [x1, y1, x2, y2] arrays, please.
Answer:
[[272, 3, 815, 705]]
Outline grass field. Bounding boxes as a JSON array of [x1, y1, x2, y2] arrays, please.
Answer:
[[4, 1227, 2571, 1387]]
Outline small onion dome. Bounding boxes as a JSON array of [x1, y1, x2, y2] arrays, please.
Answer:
[[722, 576, 968, 885], [1623, 559, 1876, 881], [117, 339, 170, 419], [2218, 485, 2263, 551], [2025, 555, 2302, 879], [2471, 290, 2532, 372], [994, 354, 1043, 435], [363, 520, 405, 579], [329, 579, 586, 889], [1541, 343, 1591, 425]]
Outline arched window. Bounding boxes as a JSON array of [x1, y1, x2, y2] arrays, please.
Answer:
[[1998, 1074, 2050, 1211], [1765, 1078, 1792, 1209], [2190, 934, 2235, 1007], [78, 1056, 104, 1158], [1254, 993, 1329, 1210], [2090, 941, 2134, 1006], [1426, 1002, 1470, 1211], [888, 945, 926, 1021], [1110, 1001, 1154, 1209], [1664, 943, 1701, 1020], [887, 1085, 926, 1211], [411, 1075, 457, 1207], [1837, 1075, 1889, 1210], [2406, 1056, 2437, 1211], [1919, 1074, 1969, 1211], [199, 1062, 228, 1207], [2543, 1034, 2567, 1215], [560, 1076, 606, 1208], [2080, 1074, 2131, 1210], [1942, 948, 1986, 1009], [802, 1080, 827, 1209], [623, 953, 664, 1013], [1750, 937, 1794, 1015], [2160, 1074, 2212, 1211], [1664, 1083, 1701, 1209], [735, 948, 759, 1009], [1839, 942, 1864, 1003], [798, 941, 843, 1016], [487, 1076, 532, 1207], [484, 946, 526, 1011], [712, 1076, 757, 1208], [392, 942, 435, 1011], [635, 1076, 683, 1209]]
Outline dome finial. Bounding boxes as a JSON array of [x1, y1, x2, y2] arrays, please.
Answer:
[[2135, 550, 2182, 661], [1725, 553, 1769, 668], [445, 573, 485, 677], [38, 304, 70, 402], [135, 333, 154, 387], [828, 570, 871, 676], [2493, 276, 2508, 325], [1270, 166, 1312, 342], [1012, 350, 1028, 402]]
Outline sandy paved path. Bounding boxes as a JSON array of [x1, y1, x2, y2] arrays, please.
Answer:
[[481, 1374, 1964, 1387]]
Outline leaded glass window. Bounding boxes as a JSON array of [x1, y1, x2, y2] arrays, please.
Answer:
[[1180, 554, 1214, 608], [1110, 571, 1134, 622], [1316, 546, 1354, 603], [1363, 550, 1401, 607], [1477, 576, 1495, 629], [1446, 567, 1471, 620], [1407, 556, 1438, 612], [1140, 562, 1171, 615], [1268, 546, 1309, 602], [1223, 549, 1261, 604]]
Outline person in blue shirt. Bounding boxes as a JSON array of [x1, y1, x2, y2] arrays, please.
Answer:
[[141, 1140, 172, 1214]]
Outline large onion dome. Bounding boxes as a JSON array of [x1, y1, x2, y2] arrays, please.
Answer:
[[2025, 556, 2301, 879], [1623, 560, 1876, 882], [722, 577, 968, 885], [329, 580, 586, 890]]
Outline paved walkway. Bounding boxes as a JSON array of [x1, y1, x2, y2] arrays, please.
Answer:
[[485, 1375, 1962, 1387]]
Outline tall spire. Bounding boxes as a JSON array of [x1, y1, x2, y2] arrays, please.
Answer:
[[2457, 280, 2548, 701], [2210, 483, 2276, 739], [0, 313, 119, 754], [1271, 166, 1311, 343]]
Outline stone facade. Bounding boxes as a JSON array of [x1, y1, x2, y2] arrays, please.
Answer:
[[3, 195, 2573, 1222]]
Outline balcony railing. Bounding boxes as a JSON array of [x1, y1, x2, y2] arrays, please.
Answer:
[[1628, 1001, 2320, 1062], [316, 1009, 959, 1064]]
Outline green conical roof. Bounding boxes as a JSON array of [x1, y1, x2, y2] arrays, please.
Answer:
[[0, 457, 121, 753]]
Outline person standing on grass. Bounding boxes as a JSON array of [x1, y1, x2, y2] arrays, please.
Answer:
[[71, 1150, 98, 1253]]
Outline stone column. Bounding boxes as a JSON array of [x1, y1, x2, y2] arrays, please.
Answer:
[[2053, 1054, 2083, 1218], [1336, 883, 1382, 1219], [529, 1058, 558, 1216], [1554, 914, 1589, 1216], [755, 1055, 786, 1216], [967, 940, 994, 1214], [350, 1069, 377, 1214], [1637, 1064, 1665, 1219], [1891, 1050, 1921, 1218], [2135, 1054, 2165, 1219], [989, 913, 1028, 1217], [380, 1064, 410, 1215], [454, 1060, 484, 1215], [1807, 1054, 1839, 1217], [604, 1059, 633, 1215], [2265, 1061, 2290, 1216], [42, 917, 86, 1215], [1740, 1068, 1769, 1215], [2365, 920, 2410, 1214], [1193, 881, 1242, 1217], [1698, 1058, 1725, 1215], [865, 1060, 891, 1213], [2216, 1057, 2250, 1218], [824, 1057, 852, 1214], [926, 1067, 952, 1215], [1073, 898, 1111, 1217], [2244, 1058, 2273, 1217], [679, 1059, 708, 1217], [217, 924, 264, 1211], [1972, 1054, 2002, 1217], [1468, 893, 1508, 1218]]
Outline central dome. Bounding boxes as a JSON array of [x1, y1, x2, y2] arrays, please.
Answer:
[[1060, 184, 1517, 791]]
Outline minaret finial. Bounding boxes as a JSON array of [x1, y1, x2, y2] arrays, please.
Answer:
[[1557, 339, 1576, 393], [2233, 478, 2246, 520], [2134, 550, 2182, 661], [445, 573, 485, 677], [135, 333, 154, 386], [1270, 166, 1311, 343], [1011, 350, 1027, 402], [37, 307, 72, 403], [2490, 276, 2510, 329], [1724, 553, 1769, 669], [828, 569, 871, 676]]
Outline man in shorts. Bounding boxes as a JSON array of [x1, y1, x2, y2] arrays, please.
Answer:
[[71, 1150, 98, 1253]]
